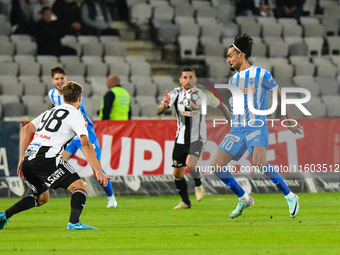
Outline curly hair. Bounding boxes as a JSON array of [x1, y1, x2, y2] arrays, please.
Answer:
[[231, 34, 254, 59]]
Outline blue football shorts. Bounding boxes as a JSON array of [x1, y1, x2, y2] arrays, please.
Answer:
[[217, 126, 269, 161]]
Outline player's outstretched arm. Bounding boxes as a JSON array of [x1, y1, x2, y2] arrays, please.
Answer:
[[277, 86, 303, 134], [217, 103, 232, 128], [80, 135, 111, 187], [17, 122, 37, 178], [156, 90, 170, 115]]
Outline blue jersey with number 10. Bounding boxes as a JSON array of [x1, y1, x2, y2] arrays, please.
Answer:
[[228, 66, 278, 130]]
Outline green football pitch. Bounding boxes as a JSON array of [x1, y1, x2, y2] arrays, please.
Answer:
[[0, 193, 339, 255]]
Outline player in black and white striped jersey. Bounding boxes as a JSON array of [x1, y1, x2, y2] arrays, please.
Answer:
[[0, 82, 110, 230], [157, 67, 231, 209]]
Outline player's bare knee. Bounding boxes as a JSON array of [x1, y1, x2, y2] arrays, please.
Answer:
[[68, 179, 88, 193], [36, 193, 49, 206]]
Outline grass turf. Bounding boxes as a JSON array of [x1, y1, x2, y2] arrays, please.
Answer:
[[0, 193, 340, 255]]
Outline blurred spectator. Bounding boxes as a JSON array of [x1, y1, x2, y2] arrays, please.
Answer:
[[99, 74, 131, 120], [81, 0, 120, 36], [275, 0, 305, 19], [10, 0, 34, 34], [32, 0, 56, 22], [34, 7, 77, 56], [236, 0, 274, 16], [52, 0, 89, 35]]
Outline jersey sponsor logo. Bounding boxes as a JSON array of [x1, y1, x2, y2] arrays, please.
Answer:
[[47, 168, 65, 185], [246, 130, 261, 141], [177, 110, 200, 117], [240, 87, 256, 94], [38, 134, 51, 140], [225, 134, 240, 142]]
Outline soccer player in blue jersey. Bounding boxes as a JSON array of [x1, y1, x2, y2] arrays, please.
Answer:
[[211, 34, 302, 218], [48, 66, 117, 208]]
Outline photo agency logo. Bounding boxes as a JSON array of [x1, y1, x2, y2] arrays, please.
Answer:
[[197, 79, 312, 128]]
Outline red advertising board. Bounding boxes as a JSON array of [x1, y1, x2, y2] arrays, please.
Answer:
[[67, 119, 340, 176]]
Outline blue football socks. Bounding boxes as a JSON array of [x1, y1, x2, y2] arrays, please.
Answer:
[[214, 170, 245, 197], [263, 163, 290, 196], [101, 170, 113, 197]]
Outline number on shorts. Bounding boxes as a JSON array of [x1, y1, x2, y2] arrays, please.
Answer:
[[36, 109, 69, 132], [221, 139, 234, 151]]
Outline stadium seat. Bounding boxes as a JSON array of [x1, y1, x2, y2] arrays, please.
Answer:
[[282, 24, 303, 37], [321, 18, 340, 36], [220, 21, 239, 39], [131, 102, 141, 116], [0, 41, 14, 56], [269, 42, 289, 58], [130, 3, 152, 26], [196, 17, 218, 25], [40, 61, 60, 76], [23, 81, 46, 96], [130, 75, 152, 86], [66, 75, 88, 87], [272, 63, 294, 78], [36, 55, 59, 64], [327, 37, 340, 55], [99, 35, 120, 44], [200, 24, 222, 41], [135, 95, 157, 105], [0, 19, 11, 35], [235, 16, 256, 25], [104, 42, 126, 56], [263, 36, 284, 45], [89, 94, 102, 117], [252, 42, 267, 57], [63, 62, 86, 76], [59, 56, 81, 65], [179, 23, 200, 37], [203, 43, 225, 57], [303, 23, 324, 37], [321, 95, 340, 117], [90, 76, 107, 97], [240, 22, 261, 37], [78, 35, 99, 44], [1, 81, 23, 96], [222, 37, 234, 49], [0, 62, 18, 75], [300, 17, 320, 25], [251, 57, 272, 72], [216, 4, 236, 22], [83, 96, 95, 117], [126, 0, 146, 7], [151, 19, 179, 45], [178, 36, 199, 60], [125, 55, 146, 64], [141, 103, 159, 117], [0, 55, 13, 63], [152, 75, 174, 85], [82, 42, 104, 56], [293, 61, 315, 76], [174, 16, 195, 25], [10, 34, 32, 42], [284, 36, 304, 45], [304, 37, 324, 56], [277, 18, 298, 26], [304, 98, 327, 118], [157, 83, 178, 95], [174, 3, 194, 18], [19, 62, 41, 76], [61, 35, 77, 44], [108, 62, 130, 76], [86, 63, 108, 78], [293, 75, 320, 96], [82, 56, 103, 64], [15, 41, 37, 55], [26, 102, 49, 117], [149, 0, 170, 7], [122, 82, 135, 97], [61, 41, 82, 56], [208, 62, 231, 78], [2, 102, 26, 117], [315, 77, 339, 95], [289, 43, 308, 56], [135, 83, 157, 96], [262, 23, 283, 37], [153, 4, 174, 21]]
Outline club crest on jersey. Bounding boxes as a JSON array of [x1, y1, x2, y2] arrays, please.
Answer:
[[250, 78, 254, 85]]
